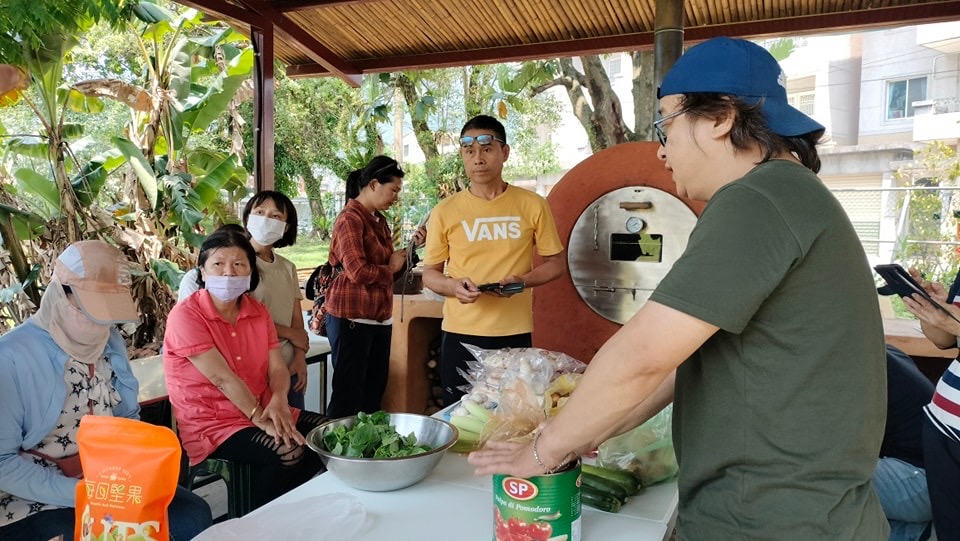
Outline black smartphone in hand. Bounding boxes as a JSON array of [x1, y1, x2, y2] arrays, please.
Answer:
[[477, 282, 525, 294], [499, 282, 525, 294]]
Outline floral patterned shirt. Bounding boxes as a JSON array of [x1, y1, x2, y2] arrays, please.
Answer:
[[0, 356, 119, 527]]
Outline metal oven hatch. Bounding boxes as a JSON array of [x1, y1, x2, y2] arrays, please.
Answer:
[[567, 186, 697, 324]]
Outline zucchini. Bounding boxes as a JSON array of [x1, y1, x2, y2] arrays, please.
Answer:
[[582, 463, 642, 495], [581, 472, 628, 502], [581, 486, 622, 513], [449, 438, 479, 454]]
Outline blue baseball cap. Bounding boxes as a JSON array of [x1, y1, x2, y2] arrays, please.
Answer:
[[658, 37, 825, 137]]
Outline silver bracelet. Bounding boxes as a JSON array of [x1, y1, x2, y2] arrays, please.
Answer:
[[533, 430, 561, 475]]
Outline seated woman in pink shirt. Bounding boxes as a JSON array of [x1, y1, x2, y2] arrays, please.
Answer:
[[163, 227, 326, 510]]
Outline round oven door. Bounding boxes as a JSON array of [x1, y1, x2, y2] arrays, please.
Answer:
[[567, 186, 697, 324]]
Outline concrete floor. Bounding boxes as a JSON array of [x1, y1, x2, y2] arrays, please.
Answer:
[[194, 479, 228, 523]]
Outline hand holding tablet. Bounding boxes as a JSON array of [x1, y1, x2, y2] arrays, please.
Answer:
[[874, 264, 960, 324]]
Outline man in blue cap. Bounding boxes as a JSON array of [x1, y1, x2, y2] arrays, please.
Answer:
[[470, 37, 888, 540]]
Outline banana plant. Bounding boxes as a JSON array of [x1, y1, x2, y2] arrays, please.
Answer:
[[1, 1, 252, 347], [0, 1, 131, 331], [69, 2, 252, 243], [0, 192, 46, 312], [0, 32, 114, 243]]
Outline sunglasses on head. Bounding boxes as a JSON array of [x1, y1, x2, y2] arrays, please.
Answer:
[[459, 134, 505, 148]]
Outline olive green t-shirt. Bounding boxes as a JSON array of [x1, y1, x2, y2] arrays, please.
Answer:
[[649, 160, 888, 540]]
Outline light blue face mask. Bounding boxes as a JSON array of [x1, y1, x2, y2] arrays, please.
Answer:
[[205, 274, 251, 302]]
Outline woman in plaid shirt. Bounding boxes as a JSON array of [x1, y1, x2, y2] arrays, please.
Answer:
[[324, 156, 424, 418]]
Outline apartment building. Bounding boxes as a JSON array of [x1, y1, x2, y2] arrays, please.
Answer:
[[774, 23, 959, 264]]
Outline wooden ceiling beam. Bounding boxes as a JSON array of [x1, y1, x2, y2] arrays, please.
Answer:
[[176, 0, 262, 26], [684, 2, 960, 42], [350, 33, 657, 74], [183, 0, 960, 82], [284, 1, 960, 77], [236, 0, 363, 86], [286, 63, 333, 78], [269, 0, 381, 12]]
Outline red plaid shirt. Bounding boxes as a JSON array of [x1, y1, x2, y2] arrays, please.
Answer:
[[325, 199, 397, 322]]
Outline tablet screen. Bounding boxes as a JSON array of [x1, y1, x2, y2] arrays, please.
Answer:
[[875, 264, 960, 324]]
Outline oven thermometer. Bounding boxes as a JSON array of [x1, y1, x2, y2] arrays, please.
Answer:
[[625, 216, 645, 233]]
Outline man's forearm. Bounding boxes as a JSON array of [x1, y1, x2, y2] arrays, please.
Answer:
[[520, 253, 565, 288], [423, 268, 457, 296]]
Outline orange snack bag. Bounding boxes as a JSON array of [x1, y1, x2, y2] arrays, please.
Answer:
[[74, 416, 182, 541]]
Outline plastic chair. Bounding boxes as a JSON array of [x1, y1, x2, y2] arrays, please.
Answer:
[[187, 457, 254, 521]]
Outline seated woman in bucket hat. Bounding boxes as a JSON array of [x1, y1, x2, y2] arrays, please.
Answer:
[[0, 240, 212, 540], [470, 37, 889, 540]]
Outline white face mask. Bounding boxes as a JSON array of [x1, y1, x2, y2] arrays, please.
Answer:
[[247, 214, 287, 246], [205, 275, 251, 302]]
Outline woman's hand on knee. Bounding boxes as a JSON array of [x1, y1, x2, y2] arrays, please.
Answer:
[[262, 399, 305, 447], [252, 415, 279, 440]]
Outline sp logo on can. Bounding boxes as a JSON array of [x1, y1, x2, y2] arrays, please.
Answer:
[[501, 477, 539, 501]]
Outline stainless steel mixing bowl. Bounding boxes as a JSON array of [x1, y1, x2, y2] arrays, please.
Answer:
[[306, 412, 458, 491]]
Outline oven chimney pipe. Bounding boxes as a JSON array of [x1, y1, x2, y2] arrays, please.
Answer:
[[654, 0, 684, 98]]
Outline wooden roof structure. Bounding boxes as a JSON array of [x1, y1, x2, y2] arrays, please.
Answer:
[[175, 0, 960, 188], [180, 0, 960, 85]]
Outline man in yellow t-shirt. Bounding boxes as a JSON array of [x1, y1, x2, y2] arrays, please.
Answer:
[[422, 115, 565, 405]]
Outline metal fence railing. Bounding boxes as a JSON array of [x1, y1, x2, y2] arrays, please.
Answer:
[[830, 185, 960, 284]]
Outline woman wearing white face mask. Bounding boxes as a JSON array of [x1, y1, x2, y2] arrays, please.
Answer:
[[178, 191, 309, 409], [0, 240, 212, 540], [163, 228, 327, 511]]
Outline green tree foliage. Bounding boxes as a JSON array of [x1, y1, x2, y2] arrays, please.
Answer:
[[382, 65, 561, 195], [894, 141, 960, 284], [0, 2, 253, 346], [521, 39, 794, 153], [0, 0, 132, 329], [0, 0, 131, 66], [527, 54, 646, 152], [262, 67, 383, 239]]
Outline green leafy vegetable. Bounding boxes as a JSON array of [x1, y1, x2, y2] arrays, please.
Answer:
[[322, 411, 432, 458]]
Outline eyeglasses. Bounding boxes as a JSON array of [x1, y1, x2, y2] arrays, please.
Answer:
[[653, 109, 688, 146], [459, 134, 505, 148]]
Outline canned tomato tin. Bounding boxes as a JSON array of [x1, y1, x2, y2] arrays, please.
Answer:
[[492, 460, 581, 541]]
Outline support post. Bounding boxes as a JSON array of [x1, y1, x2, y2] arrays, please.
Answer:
[[251, 26, 276, 192], [654, 0, 685, 100]]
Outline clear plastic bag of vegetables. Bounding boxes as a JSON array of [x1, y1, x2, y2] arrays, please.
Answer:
[[462, 344, 586, 378], [452, 346, 587, 448], [597, 404, 678, 487], [481, 368, 549, 444], [456, 344, 587, 406]]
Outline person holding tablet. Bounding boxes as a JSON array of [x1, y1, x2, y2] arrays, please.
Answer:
[[900, 267, 960, 541]]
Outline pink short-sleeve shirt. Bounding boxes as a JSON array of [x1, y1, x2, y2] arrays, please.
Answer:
[[163, 290, 293, 465]]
